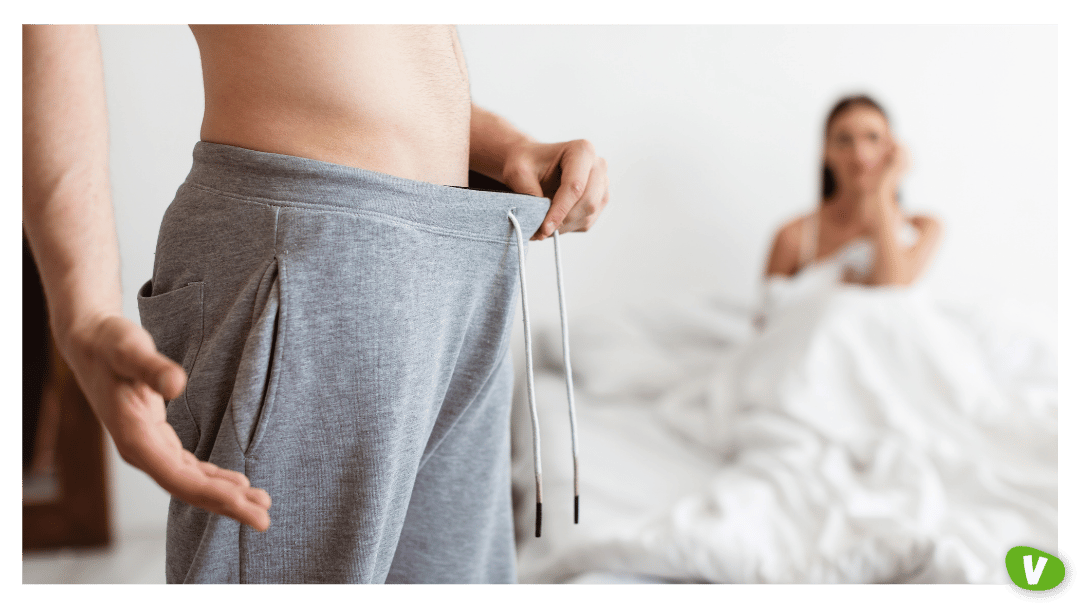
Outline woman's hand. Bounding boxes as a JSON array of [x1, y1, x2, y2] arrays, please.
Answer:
[[877, 139, 911, 197], [859, 139, 909, 228], [58, 314, 273, 531]]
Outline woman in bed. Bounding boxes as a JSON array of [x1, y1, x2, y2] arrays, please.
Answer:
[[514, 95, 1055, 585], [764, 95, 942, 289]]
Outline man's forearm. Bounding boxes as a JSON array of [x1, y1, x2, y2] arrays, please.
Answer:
[[468, 103, 536, 182], [23, 25, 122, 344]]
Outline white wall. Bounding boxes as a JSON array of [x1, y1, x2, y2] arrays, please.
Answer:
[[96, 25, 1057, 537]]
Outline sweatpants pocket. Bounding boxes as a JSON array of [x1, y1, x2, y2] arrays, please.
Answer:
[[137, 279, 204, 450], [229, 258, 285, 458]]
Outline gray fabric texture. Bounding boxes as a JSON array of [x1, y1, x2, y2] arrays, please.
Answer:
[[137, 141, 550, 583]]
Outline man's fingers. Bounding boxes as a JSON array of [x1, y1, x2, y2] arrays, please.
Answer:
[[158, 458, 271, 532], [129, 423, 271, 531], [197, 460, 251, 488], [557, 165, 609, 234], [197, 460, 272, 510], [193, 475, 272, 532], [247, 487, 272, 510], [535, 141, 595, 240]]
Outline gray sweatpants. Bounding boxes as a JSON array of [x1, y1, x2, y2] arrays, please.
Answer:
[[137, 142, 550, 583]]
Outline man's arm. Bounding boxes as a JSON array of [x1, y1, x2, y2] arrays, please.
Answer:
[[23, 25, 271, 531], [23, 24, 120, 342], [469, 103, 609, 241]]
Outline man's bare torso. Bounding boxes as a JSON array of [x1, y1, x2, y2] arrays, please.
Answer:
[[190, 25, 472, 187]]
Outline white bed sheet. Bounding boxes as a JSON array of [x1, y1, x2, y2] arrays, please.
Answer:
[[510, 284, 1056, 584]]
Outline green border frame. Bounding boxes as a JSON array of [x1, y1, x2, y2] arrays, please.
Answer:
[[8, 4, 1071, 608]]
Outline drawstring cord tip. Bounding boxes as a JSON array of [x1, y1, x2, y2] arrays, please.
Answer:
[[535, 502, 543, 537], [574, 495, 579, 524]]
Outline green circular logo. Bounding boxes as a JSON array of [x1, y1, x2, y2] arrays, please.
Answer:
[[1005, 546, 1065, 591]]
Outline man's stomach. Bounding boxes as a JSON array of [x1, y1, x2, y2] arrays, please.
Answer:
[[190, 25, 472, 187]]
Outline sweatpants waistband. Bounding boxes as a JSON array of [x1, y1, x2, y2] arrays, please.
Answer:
[[184, 141, 552, 243]]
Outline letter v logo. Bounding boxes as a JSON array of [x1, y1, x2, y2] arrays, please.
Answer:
[[1006, 546, 1065, 591], [1023, 554, 1047, 585]]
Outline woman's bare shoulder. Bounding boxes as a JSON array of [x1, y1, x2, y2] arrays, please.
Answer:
[[766, 212, 814, 278], [771, 215, 808, 251]]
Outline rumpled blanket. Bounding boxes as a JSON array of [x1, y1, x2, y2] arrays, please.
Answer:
[[512, 277, 1056, 584]]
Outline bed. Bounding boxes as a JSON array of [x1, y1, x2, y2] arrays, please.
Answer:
[[508, 277, 1057, 584]]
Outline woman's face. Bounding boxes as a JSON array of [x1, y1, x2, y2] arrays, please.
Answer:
[[824, 105, 891, 196]]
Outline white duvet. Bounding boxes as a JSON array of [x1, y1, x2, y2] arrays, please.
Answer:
[[511, 269, 1057, 584]]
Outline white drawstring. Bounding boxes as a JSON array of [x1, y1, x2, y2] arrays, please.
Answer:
[[508, 209, 579, 537], [552, 229, 580, 524], [507, 210, 543, 537]]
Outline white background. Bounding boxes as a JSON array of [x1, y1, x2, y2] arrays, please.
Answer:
[[93, 24, 1057, 543]]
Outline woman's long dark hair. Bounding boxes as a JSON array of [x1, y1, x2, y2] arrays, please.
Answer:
[[821, 94, 891, 201]]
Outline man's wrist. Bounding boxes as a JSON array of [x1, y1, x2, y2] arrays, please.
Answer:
[[50, 300, 121, 357], [469, 104, 536, 181]]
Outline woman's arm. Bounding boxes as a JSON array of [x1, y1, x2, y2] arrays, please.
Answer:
[[860, 142, 941, 286], [905, 214, 944, 280], [862, 207, 943, 286], [863, 193, 909, 285]]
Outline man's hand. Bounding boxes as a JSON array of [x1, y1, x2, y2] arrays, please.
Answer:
[[60, 315, 272, 532], [24, 25, 271, 532], [499, 139, 610, 241], [468, 104, 609, 240]]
